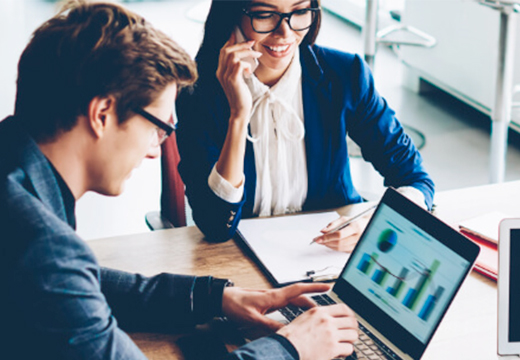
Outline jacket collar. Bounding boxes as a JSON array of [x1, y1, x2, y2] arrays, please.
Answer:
[[3, 117, 71, 225], [299, 44, 325, 86]]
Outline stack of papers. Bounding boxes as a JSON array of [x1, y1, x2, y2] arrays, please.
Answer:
[[458, 211, 510, 280], [458, 211, 508, 244]]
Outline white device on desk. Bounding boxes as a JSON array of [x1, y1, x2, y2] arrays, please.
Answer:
[[498, 219, 520, 358], [268, 188, 480, 360]]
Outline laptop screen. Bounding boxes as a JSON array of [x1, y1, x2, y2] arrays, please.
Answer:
[[333, 188, 479, 359], [509, 229, 520, 342]]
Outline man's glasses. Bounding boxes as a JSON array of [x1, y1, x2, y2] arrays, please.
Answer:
[[242, 7, 320, 34], [133, 107, 176, 146]]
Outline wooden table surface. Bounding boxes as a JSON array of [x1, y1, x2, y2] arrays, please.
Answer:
[[91, 226, 270, 359], [90, 181, 520, 359]]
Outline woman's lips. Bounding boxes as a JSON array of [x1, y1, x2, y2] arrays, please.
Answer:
[[262, 43, 293, 58]]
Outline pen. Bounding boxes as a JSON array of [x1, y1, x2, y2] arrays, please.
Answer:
[[310, 205, 377, 245]]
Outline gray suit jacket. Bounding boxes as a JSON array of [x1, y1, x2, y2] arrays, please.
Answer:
[[0, 116, 296, 359]]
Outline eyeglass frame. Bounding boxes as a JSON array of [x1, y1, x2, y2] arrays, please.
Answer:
[[133, 107, 176, 145], [241, 7, 321, 34]]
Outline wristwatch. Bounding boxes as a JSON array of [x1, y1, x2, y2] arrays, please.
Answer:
[[211, 277, 234, 317]]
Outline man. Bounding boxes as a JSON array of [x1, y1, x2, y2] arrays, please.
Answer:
[[0, 1, 358, 359]]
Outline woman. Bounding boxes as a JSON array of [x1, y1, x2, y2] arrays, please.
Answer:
[[176, 0, 434, 250]]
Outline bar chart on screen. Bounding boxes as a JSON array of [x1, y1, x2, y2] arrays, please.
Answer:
[[342, 206, 469, 342], [356, 249, 444, 323]]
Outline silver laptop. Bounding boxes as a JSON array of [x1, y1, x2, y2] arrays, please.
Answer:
[[498, 219, 520, 358], [271, 188, 480, 360]]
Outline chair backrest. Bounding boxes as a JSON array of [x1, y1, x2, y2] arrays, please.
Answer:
[[160, 131, 186, 227]]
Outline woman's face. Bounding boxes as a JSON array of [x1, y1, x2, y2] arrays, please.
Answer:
[[240, 0, 314, 81]]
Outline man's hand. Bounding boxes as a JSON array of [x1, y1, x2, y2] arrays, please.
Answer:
[[221, 283, 331, 330], [277, 304, 358, 360], [221, 283, 359, 360]]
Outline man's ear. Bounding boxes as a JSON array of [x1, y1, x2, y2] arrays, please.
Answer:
[[87, 96, 117, 138]]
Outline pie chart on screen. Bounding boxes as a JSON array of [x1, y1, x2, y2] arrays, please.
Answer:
[[378, 229, 397, 253]]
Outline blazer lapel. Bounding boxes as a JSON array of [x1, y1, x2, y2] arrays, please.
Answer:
[[300, 45, 334, 209]]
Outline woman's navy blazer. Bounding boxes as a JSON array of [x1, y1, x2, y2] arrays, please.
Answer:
[[176, 44, 434, 242]]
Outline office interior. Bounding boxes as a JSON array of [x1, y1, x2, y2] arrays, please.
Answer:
[[1, 0, 520, 241]]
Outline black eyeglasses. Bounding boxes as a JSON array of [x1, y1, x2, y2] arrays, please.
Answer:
[[242, 7, 320, 34], [133, 107, 176, 146]]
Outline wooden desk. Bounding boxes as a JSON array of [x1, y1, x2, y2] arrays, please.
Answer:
[[91, 226, 266, 358], [90, 181, 520, 359]]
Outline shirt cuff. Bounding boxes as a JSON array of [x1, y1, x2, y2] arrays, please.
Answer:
[[208, 164, 245, 203], [396, 186, 427, 210], [192, 276, 230, 323]]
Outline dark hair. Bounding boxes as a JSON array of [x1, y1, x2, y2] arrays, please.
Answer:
[[195, 0, 321, 79], [15, 0, 198, 143]]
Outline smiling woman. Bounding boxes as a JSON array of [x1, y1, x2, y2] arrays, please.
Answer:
[[175, 0, 434, 250]]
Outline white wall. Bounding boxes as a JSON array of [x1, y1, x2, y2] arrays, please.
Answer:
[[0, 0, 26, 119]]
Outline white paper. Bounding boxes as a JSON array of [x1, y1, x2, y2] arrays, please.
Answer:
[[237, 212, 350, 285]]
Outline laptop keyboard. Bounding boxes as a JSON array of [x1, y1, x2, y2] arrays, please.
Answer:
[[279, 294, 400, 360]]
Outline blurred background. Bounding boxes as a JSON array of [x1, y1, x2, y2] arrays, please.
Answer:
[[1, 0, 519, 240]]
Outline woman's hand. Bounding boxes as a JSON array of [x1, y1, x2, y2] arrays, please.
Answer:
[[313, 215, 371, 252], [214, 32, 262, 186], [216, 31, 262, 121]]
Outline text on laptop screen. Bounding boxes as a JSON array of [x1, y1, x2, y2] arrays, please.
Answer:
[[341, 203, 471, 343], [509, 229, 520, 342]]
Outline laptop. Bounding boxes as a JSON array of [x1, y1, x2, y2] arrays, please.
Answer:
[[498, 219, 520, 358], [269, 187, 480, 360]]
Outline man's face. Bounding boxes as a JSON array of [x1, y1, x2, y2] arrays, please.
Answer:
[[90, 82, 178, 196]]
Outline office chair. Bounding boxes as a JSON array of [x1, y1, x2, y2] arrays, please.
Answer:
[[145, 131, 187, 230]]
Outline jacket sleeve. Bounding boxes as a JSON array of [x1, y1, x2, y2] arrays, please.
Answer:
[[13, 204, 228, 359], [14, 231, 148, 359], [224, 334, 299, 360], [100, 269, 300, 360], [100, 268, 228, 330], [346, 54, 435, 209], [176, 84, 247, 242]]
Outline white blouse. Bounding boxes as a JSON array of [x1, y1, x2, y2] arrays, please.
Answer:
[[209, 48, 308, 217], [208, 48, 428, 214]]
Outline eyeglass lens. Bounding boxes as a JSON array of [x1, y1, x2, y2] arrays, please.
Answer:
[[154, 128, 168, 146], [251, 9, 315, 33], [154, 114, 175, 146]]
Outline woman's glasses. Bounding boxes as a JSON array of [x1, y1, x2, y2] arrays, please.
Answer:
[[242, 7, 320, 34], [133, 107, 176, 146]]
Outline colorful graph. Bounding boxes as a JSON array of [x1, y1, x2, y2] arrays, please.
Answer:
[[386, 268, 409, 298], [372, 268, 390, 286], [377, 229, 397, 252], [356, 250, 443, 321], [357, 252, 378, 274], [402, 260, 440, 311], [418, 286, 445, 321]]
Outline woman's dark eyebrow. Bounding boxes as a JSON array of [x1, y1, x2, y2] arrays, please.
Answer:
[[249, 0, 311, 10]]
